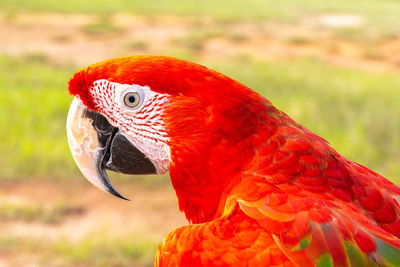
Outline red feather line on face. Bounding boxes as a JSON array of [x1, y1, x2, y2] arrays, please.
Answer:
[[68, 68, 97, 111]]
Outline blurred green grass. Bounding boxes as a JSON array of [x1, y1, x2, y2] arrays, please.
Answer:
[[2, 0, 400, 38], [0, 202, 84, 223], [0, 231, 157, 266], [0, 53, 399, 182], [53, 232, 157, 267], [0, 55, 77, 179]]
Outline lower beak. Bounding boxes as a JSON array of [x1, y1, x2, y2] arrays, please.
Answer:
[[66, 98, 156, 200]]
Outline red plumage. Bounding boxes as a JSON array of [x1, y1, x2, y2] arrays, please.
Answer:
[[69, 56, 400, 266]]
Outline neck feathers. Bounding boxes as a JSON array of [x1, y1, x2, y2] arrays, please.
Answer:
[[166, 92, 285, 223]]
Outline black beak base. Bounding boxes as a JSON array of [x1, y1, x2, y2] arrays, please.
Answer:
[[82, 108, 157, 199]]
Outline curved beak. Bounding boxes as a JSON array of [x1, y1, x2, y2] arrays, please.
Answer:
[[66, 98, 156, 200]]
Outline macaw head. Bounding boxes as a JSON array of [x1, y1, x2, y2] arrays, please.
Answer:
[[67, 56, 274, 222]]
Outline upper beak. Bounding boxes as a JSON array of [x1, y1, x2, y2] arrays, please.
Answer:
[[66, 98, 157, 200]]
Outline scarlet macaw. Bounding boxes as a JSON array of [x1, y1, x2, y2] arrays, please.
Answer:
[[66, 56, 400, 266]]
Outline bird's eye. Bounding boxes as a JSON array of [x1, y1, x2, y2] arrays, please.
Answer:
[[123, 92, 140, 108], [119, 86, 145, 111]]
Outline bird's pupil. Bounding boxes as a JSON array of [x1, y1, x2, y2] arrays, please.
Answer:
[[128, 95, 136, 103]]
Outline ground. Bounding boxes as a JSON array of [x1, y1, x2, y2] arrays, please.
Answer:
[[1, 13, 400, 70]]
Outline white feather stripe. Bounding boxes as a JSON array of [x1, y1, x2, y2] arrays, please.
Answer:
[[90, 79, 171, 174]]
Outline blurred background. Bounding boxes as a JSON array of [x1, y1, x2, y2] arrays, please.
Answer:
[[0, 0, 399, 266]]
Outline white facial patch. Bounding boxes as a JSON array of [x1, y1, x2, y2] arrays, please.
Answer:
[[90, 79, 171, 174]]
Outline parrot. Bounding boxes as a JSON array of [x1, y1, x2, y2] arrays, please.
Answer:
[[66, 55, 400, 267]]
